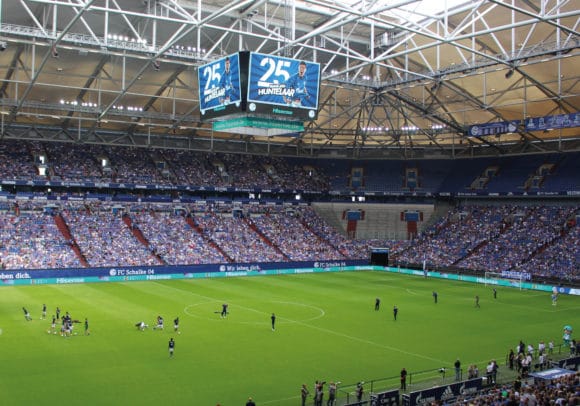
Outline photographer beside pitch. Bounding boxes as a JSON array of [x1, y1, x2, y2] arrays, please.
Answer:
[[327, 381, 338, 406], [355, 382, 364, 402], [300, 383, 309, 406], [313, 381, 324, 406]]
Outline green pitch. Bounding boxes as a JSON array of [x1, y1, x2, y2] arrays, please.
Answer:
[[0, 271, 577, 405]]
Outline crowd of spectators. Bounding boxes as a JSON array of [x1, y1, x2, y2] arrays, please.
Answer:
[[299, 206, 363, 258], [395, 205, 515, 267], [0, 139, 330, 191], [0, 142, 42, 181], [249, 206, 343, 261], [415, 336, 579, 405], [158, 150, 223, 187], [0, 140, 578, 281], [40, 142, 105, 182], [456, 206, 576, 274], [192, 207, 288, 263], [129, 208, 226, 265], [0, 140, 579, 197], [0, 200, 410, 270], [0, 209, 81, 269], [449, 372, 579, 405], [0, 200, 578, 283], [394, 204, 579, 282], [513, 219, 580, 282], [61, 204, 160, 268]]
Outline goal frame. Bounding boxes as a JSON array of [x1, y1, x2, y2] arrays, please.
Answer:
[[484, 271, 523, 290]]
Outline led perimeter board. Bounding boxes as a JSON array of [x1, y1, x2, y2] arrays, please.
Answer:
[[247, 53, 320, 120], [198, 53, 243, 120]]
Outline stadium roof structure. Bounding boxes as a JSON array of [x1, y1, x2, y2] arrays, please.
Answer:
[[0, 0, 578, 159]]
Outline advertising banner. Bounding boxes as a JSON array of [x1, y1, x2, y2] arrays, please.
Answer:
[[525, 113, 580, 131], [402, 378, 482, 406], [468, 121, 520, 137]]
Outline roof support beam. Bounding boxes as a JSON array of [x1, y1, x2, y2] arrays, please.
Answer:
[[8, 0, 97, 121]]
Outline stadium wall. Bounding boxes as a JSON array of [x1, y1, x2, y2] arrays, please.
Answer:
[[1, 261, 578, 296], [0, 260, 366, 286]]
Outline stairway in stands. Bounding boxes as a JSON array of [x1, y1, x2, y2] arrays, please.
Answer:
[[185, 216, 233, 262], [243, 217, 289, 260], [53, 214, 89, 267], [450, 209, 515, 267], [122, 214, 166, 265], [298, 218, 345, 259]]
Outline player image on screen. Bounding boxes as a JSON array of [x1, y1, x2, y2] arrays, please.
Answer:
[[283, 61, 311, 107], [219, 56, 237, 105], [247, 53, 320, 120], [198, 53, 242, 118]]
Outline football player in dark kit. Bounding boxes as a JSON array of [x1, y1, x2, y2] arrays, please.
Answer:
[[174, 316, 180, 334], [221, 303, 228, 318], [271, 313, 276, 331], [168, 337, 175, 357]]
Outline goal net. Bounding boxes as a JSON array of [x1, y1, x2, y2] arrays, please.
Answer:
[[484, 271, 523, 290]]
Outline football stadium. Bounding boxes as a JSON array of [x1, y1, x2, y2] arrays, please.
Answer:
[[0, 1, 579, 405]]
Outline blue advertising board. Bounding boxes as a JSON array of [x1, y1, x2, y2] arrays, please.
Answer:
[[525, 112, 580, 131], [468, 120, 520, 137], [529, 368, 576, 381], [402, 378, 482, 406], [0, 260, 366, 286], [370, 389, 400, 405], [198, 53, 242, 119], [555, 356, 580, 371], [247, 52, 320, 120]]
